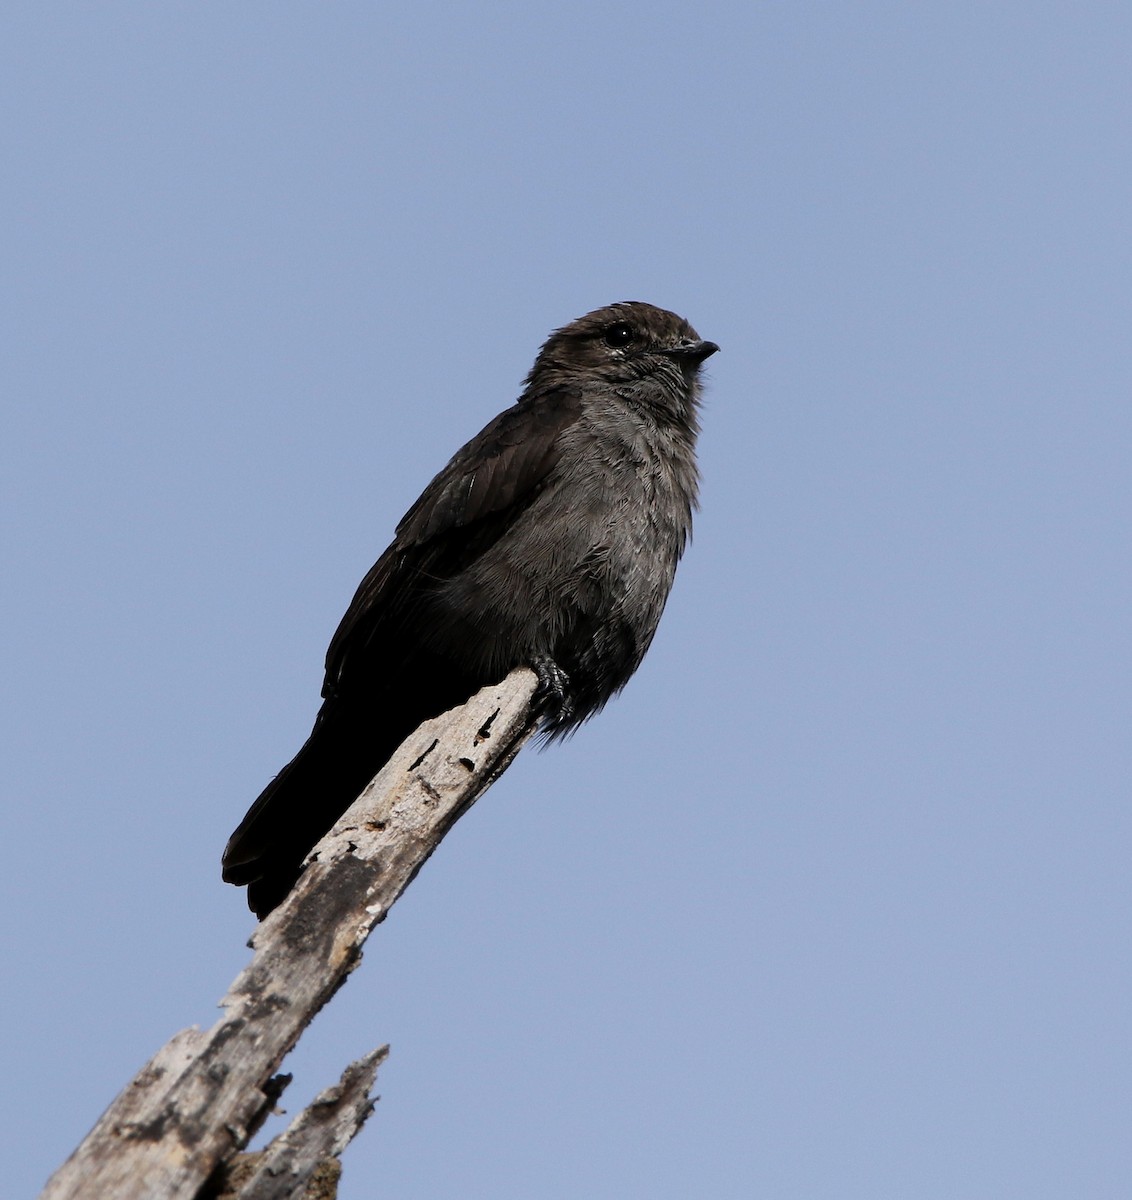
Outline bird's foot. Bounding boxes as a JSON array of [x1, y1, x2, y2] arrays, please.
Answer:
[[532, 656, 574, 725]]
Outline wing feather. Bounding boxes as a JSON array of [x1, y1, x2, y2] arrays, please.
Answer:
[[322, 387, 582, 696]]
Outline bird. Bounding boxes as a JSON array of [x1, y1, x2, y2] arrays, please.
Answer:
[[222, 301, 718, 916]]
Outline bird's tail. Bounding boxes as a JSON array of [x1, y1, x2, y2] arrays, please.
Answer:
[[221, 705, 388, 918]]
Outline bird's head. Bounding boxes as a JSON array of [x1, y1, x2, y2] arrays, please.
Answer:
[[525, 301, 719, 401]]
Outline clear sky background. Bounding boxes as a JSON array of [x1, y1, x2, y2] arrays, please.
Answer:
[[5, 5, 1131, 1198]]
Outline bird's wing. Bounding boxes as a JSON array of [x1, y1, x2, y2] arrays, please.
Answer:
[[322, 388, 582, 696]]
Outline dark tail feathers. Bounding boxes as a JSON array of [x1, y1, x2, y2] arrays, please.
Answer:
[[221, 708, 389, 918]]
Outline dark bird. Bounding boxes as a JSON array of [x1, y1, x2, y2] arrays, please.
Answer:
[[222, 301, 718, 916]]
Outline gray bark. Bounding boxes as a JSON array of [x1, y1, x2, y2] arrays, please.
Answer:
[[208, 1047, 388, 1200], [41, 669, 539, 1200]]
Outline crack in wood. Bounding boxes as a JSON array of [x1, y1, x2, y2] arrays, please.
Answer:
[[475, 707, 501, 743], [408, 738, 439, 771]]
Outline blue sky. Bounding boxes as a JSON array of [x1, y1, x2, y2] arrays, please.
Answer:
[[5, 4, 1131, 1197]]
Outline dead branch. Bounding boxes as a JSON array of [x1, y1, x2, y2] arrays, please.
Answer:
[[207, 1046, 388, 1200], [41, 669, 539, 1200]]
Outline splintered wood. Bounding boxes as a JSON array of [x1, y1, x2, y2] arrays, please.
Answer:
[[42, 670, 539, 1200]]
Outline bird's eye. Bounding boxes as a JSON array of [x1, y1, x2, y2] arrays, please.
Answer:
[[603, 322, 637, 348]]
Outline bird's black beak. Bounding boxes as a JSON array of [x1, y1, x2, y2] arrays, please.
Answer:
[[662, 339, 720, 365]]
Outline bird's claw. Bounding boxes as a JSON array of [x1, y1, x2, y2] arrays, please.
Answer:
[[532, 656, 574, 724]]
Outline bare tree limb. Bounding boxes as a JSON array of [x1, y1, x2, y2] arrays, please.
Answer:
[[41, 669, 539, 1200], [207, 1046, 389, 1200]]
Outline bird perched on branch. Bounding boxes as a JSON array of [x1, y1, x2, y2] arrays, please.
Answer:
[[222, 301, 719, 916]]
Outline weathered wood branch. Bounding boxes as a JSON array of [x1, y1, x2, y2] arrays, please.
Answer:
[[208, 1046, 388, 1200], [41, 669, 540, 1200]]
